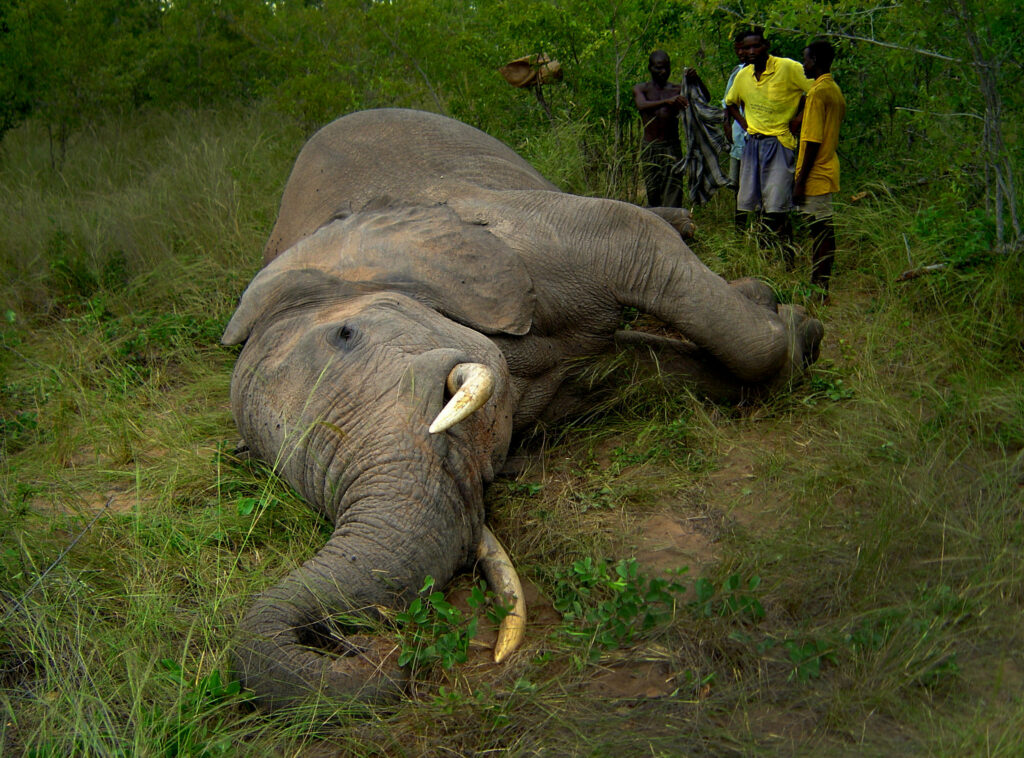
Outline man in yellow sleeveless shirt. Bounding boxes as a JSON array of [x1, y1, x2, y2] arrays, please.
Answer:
[[793, 39, 846, 297]]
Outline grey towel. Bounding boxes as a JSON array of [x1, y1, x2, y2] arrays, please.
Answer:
[[675, 80, 731, 206]]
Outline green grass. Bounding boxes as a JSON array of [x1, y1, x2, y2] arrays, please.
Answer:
[[3, 104, 1024, 756]]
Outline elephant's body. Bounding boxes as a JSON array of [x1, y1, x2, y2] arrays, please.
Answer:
[[223, 108, 822, 709]]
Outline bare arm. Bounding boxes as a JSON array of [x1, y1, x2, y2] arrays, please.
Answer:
[[788, 95, 807, 137], [793, 140, 821, 202], [726, 103, 747, 133]]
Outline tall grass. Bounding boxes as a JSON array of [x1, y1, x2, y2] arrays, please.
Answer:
[[2, 104, 1023, 756]]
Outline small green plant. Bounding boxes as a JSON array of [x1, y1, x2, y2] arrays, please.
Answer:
[[551, 557, 687, 655], [782, 637, 837, 682], [690, 573, 766, 623], [0, 410, 40, 454], [143, 660, 245, 758], [396, 577, 511, 670], [871, 439, 904, 462], [805, 371, 855, 405], [503, 480, 543, 497], [430, 677, 536, 729], [571, 484, 617, 512]]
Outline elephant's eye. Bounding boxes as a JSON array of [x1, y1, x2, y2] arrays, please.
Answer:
[[327, 324, 357, 351]]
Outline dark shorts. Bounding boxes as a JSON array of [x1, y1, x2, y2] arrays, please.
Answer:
[[641, 140, 683, 208], [737, 135, 795, 214]]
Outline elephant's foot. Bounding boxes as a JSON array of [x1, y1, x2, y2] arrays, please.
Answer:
[[729, 278, 823, 387], [647, 206, 696, 239], [774, 303, 824, 387], [476, 527, 526, 662]]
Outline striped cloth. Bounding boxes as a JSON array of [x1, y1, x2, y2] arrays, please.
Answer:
[[674, 79, 731, 206]]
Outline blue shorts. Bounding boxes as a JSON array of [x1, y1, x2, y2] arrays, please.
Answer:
[[737, 135, 795, 214]]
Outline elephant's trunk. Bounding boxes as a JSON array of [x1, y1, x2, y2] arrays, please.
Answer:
[[233, 469, 480, 710]]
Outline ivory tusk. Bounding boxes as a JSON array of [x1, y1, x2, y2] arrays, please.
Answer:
[[428, 363, 494, 434], [477, 526, 526, 663]]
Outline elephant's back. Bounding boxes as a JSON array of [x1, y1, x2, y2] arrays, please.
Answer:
[[265, 109, 558, 262]]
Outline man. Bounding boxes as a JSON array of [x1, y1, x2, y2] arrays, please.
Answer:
[[725, 29, 813, 254], [633, 50, 689, 208], [793, 40, 846, 296], [722, 31, 751, 227]]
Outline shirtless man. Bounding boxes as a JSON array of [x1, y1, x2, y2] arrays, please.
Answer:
[[633, 50, 689, 208]]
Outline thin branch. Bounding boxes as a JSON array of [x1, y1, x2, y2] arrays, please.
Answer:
[[715, 5, 962, 62], [823, 29, 961, 62], [1, 497, 112, 625], [896, 262, 948, 281], [894, 106, 984, 121]]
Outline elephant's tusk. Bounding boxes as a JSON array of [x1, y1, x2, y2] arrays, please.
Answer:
[[477, 526, 526, 663], [428, 363, 495, 434]]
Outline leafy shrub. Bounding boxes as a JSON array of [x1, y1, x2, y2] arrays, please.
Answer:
[[551, 557, 686, 653], [690, 573, 766, 623], [397, 577, 511, 670]]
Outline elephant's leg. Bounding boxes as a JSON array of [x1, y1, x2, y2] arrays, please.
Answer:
[[547, 197, 823, 387], [726, 277, 822, 387], [631, 257, 822, 387], [612, 330, 753, 403]]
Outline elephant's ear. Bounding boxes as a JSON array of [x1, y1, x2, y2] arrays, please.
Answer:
[[222, 269, 355, 345], [241, 205, 535, 337]]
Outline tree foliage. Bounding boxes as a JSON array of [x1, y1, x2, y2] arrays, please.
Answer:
[[0, 0, 1020, 249]]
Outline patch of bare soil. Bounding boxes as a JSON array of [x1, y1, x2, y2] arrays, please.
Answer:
[[633, 511, 717, 586], [82, 489, 137, 513], [703, 423, 809, 532], [584, 659, 677, 699], [625, 422, 800, 581], [964, 653, 1024, 708], [727, 703, 821, 746]]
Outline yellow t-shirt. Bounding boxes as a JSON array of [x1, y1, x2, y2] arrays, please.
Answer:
[[795, 74, 846, 195], [725, 56, 812, 151]]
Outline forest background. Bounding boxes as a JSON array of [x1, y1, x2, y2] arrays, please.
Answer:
[[2, 0, 1023, 755]]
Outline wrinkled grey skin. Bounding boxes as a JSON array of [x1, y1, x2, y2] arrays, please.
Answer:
[[222, 108, 822, 710]]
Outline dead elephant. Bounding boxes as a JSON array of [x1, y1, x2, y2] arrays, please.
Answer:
[[222, 108, 823, 710]]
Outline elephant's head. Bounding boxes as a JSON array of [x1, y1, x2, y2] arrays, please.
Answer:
[[222, 209, 526, 709]]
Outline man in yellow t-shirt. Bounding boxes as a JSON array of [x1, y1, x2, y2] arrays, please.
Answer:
[[793, 39, 846, 296], [725, 29, 813, 255]]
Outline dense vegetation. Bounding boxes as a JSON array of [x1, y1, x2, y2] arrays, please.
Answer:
[[2, 0, 1022, 755]]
